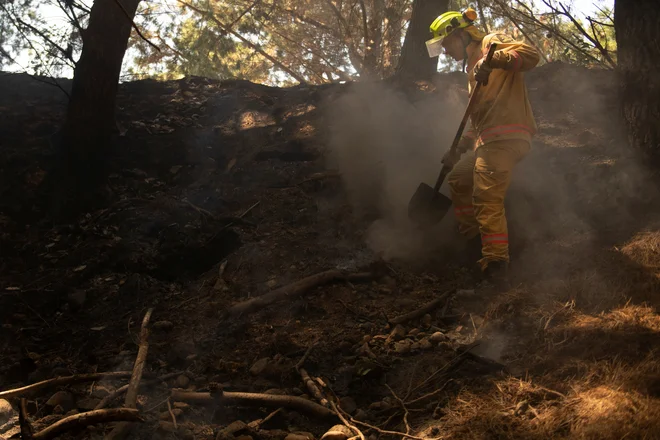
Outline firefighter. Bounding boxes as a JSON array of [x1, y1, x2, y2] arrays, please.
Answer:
[[425, 8, 540, 286]]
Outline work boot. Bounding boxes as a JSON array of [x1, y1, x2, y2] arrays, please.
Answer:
[[458, 236, 482, 267], [480, 260, 511, 290]]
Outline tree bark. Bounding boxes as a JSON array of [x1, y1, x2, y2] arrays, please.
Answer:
[[614, 0, 660, 164], [52, 0, 141, 218], [394, 0, 449, 81]]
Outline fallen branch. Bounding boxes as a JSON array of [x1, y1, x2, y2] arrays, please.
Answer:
[[226, 270, 373, 317], [166, 398, 178, 429], [33, 409, 142, 440], [20, 398, 34, 439], [104, 308, 153, 440], [247, 408, 282, 429], [299, 368, 329, 407], [0, 372, 133, 400], [94, 372, 183, 410], [390, 292, 451, 325], [385, 385, 410, 435], [170, 390, 335, 419], [405, 380, 451, 406], [339, 408, 427, 440], [330, 400, 365, 440]]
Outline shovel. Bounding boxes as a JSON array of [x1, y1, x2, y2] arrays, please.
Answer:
[[408, 43, 498, 228]]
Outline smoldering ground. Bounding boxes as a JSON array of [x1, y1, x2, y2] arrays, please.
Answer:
[[323, 63, 658, 292]]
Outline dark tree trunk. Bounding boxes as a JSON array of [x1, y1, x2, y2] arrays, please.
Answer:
[[394, 0, 449, 80], [381, 3, 404, 77], [52, 0, 141, 218], [614, 0, 660, 164]]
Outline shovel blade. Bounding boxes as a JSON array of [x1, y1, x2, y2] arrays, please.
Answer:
[[407, 182, 453, 227]]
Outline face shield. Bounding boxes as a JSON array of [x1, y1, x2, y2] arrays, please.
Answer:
[[425, 36, 444, 58]]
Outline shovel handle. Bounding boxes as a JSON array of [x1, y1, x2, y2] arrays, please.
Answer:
[[432, 42, 498, 193]]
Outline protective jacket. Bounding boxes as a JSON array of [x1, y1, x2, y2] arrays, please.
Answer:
[[462, 33, 540, 149]]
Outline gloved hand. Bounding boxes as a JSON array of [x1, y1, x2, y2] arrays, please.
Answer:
[[441, 149, 460, 166], [473, 59, 493, 85]]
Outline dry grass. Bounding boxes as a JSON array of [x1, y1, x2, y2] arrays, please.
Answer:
[[619, 229, 660, 274]]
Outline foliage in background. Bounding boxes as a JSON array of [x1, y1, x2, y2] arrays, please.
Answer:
[[1, 0, 616, 87]]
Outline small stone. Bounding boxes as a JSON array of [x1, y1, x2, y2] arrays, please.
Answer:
[[410, 342, 420, 351], [264, 388, 286, 395], [354, 409, 369, 421], [173, 402, 190, 410], [339, 396, 357, 415], [0, 399, 16, 425], [153, 321, 174, 331], [389, 324, 406, 341], [362, 335, 372, 344], [407, 328, 420, 337], [394, 340, 411, 354], [430, 332, 448, 343], [419, 338, 433, 350], [77, 397, 101, 411], [157, 421, 176, 432], [46, 391, 74, 412], [176, 374, 191, 388], [160, 408, 183, 420], [321, 424, 353, 440], [52, 405, 64, 415], [267, 279, 278, 288], [249, 358, 271, 376], [421, 314, 432, 328], [65, 409, 79, 416], [285, 434, 313, 440]]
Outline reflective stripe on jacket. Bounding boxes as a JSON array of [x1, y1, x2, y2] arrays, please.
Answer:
[[464, 33, 540, 148]]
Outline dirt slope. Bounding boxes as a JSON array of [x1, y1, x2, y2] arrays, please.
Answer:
[[1, 63, 659, 440]]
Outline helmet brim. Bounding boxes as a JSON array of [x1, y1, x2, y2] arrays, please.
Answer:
[[425, 37, 444, 58]]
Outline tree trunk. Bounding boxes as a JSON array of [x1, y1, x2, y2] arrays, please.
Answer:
[[614, 0, 660, 164], [381, 3, 405, 77], [52, 0, 141, 218], [394, 0, 449, 80]]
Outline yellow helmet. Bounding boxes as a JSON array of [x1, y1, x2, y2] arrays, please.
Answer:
[[425, 8, 478, 58]]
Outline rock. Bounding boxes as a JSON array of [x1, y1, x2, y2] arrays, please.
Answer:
[[160, 408, 184, 420], [321, 424, 353, 440], [217, 420, 248, 439], [46, 391, 74, 412], [285, 433, 314, 440], [354, 409, 369, 421], [153, 321, 174, 331], [421, 314, 432, 328], [76, 398, 101, 411], [157, 421, 177, 433], [389, 324, 406, 341], [250, 358, 272, 376], [430, 332, 448, 343], [0, 399, 16, 425], [91, 386, 111, 399], [267, 279, 278, 289], [394, 340, 411, 354], [407, 328, 420, 337], [176, 374, 191, 388], [65, 409, 79, 416], [419, 338, 433, 350], [410, 342, 420, 351], [52, 405, 64, 415], [339, 396, 357, 415], [173, 402, 190, 410]]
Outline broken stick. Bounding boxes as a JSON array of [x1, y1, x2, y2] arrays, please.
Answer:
[[33, 408, 142, 440], [171, 390, 335, 419], [0, 372, 133, 400], [104, 308, 154, 440], [94, 371, 183, 410], [19, 398, 34, 439], [226, 270, 372, 317], [389, 292, 451, 325]]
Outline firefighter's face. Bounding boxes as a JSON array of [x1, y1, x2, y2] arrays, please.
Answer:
[[442, 30, 466, 61]]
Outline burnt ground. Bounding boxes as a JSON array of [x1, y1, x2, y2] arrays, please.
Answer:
[[1, 63, 660, 440]]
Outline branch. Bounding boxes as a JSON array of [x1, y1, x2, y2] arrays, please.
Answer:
[[13, 15, 74, 63], [554, 1, 615, 67], [389, 292, 451, 325], [171, 390, 336, 419], [226, 0, 262, 30], [33, 409, 142, 440], [94, 372, 183, 410], [113, 0, 161, 52], [490, 0, 549, 63], [104, 308, 154, 440], [0, 372, 133, 400], [177, 0, 307, 83]]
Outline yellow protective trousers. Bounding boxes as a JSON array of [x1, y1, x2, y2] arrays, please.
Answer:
[[447, 139, 530, 270]]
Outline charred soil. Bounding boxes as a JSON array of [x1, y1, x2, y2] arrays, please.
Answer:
[[1, 64, 660, 439]]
